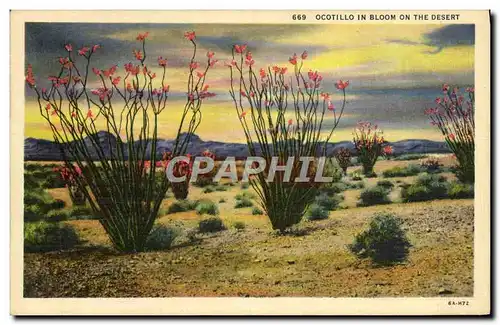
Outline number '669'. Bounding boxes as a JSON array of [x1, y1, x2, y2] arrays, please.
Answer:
[[292, 14, 306, 21]]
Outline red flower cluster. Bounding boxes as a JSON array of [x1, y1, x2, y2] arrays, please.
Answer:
[[184, 31, 196, 41], [136, 32, 149, 41], [25, 64, 35, 87], [53, 165, 83, 187]]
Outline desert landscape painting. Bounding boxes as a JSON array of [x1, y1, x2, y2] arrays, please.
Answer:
[[22, 22, 476, 299]]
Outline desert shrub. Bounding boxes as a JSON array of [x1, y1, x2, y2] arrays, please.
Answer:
[[24, 221, 79, 253], [167, 200, 197, 214], [315, 193, 342, 211], [195, 200, 219, 216], [24, 190, 66, 221], [401, 174, 449, 202], [24, 173, 42, 190], [382, 164, 422, 178], [214, 184, 228, 192], [420, 158, 442, 173], [202, 185, 215, 194], [234, 197, 253, 208], [305, 203, 329, 221], [401, 185, 431, 202], [358, 186, 391, 207], [198, 217, 226, 233], [68, 206, 96, 219], [320, 182, 347, 195], [232, 221, 246, 230], [24, 191, 50, 207], [24, 205, 45, 222], [219, 197, 227, 203], [24, 164, 67, 189], [415, 173, 447, 187], [145, 225, 180, 251], [240, 183, 250, 190], [323, 159, 343, 183], [234, 191, 255, 208], [350, 171, 363, 181], [448, 182, 474, 199], [376, 180, 394, 190], [349, 213, 411, 265], [48, 199, 66, 210], [251, 207, 264, 215], [346, 181, 365, 189], [46, 210, 69, 222], [235, 191, 256, 200], [393, 153, 427, 161]]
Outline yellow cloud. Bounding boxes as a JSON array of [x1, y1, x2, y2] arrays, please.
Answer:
[[275, 24, 437, 47]]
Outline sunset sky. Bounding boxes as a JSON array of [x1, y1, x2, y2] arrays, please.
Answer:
[[24, 23, 474, 142]]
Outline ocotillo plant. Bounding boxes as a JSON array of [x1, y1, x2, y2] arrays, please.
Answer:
[[425, 85, 475, 183], [54, 164, 86, 205], [227, 47, 348, 232], [335, 147, 352, 174], [194, 149, 217, 187], [25, 31, 217, 252], [353, 122, 391, 176], [164, 152, 193, 200]]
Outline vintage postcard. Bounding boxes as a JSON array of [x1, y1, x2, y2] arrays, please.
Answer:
[[11, 10, 490, 315]]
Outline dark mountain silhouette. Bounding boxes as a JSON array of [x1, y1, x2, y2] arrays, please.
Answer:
[[24, 132, 451, 161]]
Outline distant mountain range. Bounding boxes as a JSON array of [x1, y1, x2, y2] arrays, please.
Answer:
[[24, 131, 451, 161]]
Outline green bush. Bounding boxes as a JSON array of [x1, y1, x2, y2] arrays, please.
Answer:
[[323, 159, 343, 183], [48, 199, 66, 210], [251, 207, 264, 215], [358, 186, 391, 207], [350, 171, 363, 181], [305, 203, 329, 221], [69, 206, 96, 219], [198, 217, 226, 233], [320, 182, 347, 195], [393, 153, 427, 161], [348, 213, 411, 265], [145, 225, 180, 251], [195, 200, 219, 216], [24, 205, 45, 222], [448, 182, 474, 199], [234, 192, 255, 208], [376, 180, 394, 190], [240, 183, 250, 190], [415, 173, 447, 187], [24, 191, 50, 207], [24, 221, 79, 253], [219, 197, 227, 203], [401, 173, 449, 202], [315, 193, 342, 211], [202, 185, 215, 193], [382, 164, 422, 178], [215, 184, 228, 192], [46, 210, 69, 222], [235, 191, 256, 200], [346, 181, 365, 189], [167, 200, 197, 214], [235, 197, 253, 208], [232, 221, 246, 230]]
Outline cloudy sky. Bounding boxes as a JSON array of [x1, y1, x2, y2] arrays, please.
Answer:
[[24, 23, 474, 142]]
